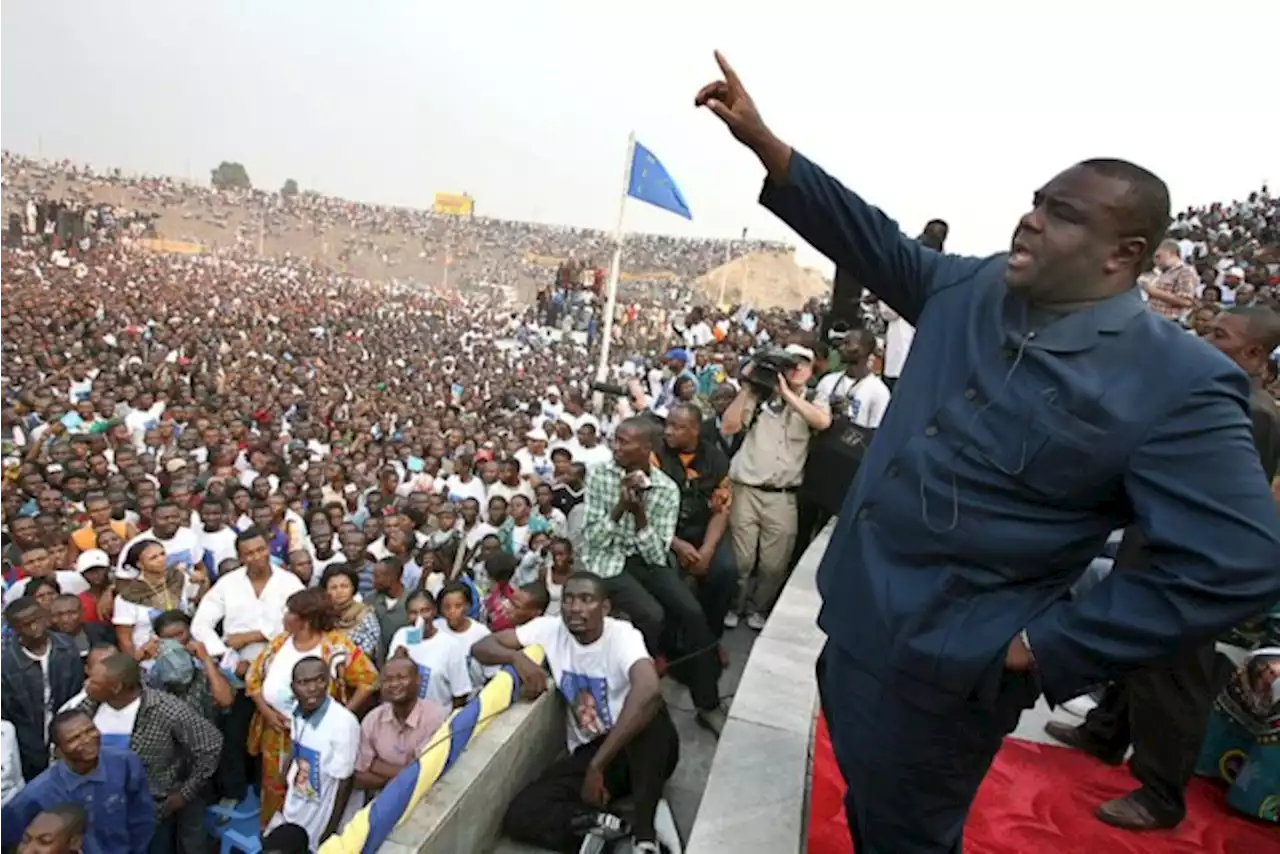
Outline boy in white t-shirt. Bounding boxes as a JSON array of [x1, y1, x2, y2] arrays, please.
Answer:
[[473, 572, 678, 854], [267, 657, 360, 851]]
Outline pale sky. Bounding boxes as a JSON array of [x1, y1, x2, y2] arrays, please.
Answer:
[[3, 1, 1275, 274]]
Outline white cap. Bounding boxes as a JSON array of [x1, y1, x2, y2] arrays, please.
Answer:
[[526, 428, 549, 442], [75, 549, 111, 574], [577, 415, 601, 432], [1227, 266, 1245, 279], [784, 344, 816, 362], [545, 385, 562, 397]]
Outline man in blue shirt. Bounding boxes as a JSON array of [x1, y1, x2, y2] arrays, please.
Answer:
[[696, 52, 1280, 853], [1, 710, 155, 854]]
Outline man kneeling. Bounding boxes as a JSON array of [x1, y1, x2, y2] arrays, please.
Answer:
[[473, 571, 679, 854]]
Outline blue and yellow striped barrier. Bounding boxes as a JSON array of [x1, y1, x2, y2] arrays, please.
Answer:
[[319, 645, 546, 854]]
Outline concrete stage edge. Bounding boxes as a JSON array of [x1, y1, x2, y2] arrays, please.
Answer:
[[684, 521, 832, 854]]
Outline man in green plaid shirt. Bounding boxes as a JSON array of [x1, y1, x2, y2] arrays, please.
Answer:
[[581, 416, 727, 735]]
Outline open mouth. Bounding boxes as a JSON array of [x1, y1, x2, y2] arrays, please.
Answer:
[[1008, 239, 1035, 270]]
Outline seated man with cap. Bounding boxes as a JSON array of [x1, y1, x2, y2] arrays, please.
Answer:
[[656, 349, 697, 413]]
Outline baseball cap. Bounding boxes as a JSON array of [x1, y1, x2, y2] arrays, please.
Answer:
[[75, 549, 111, 574], [148, 638, 196, 689], [664, 348, 691, 363], [526, 428, 549, 442], [784, 344, 816, 362]]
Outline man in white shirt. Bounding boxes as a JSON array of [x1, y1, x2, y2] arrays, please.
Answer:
[[195, 499, 238, 577], [815, 328, 892, 430], [117, 502, 204, 574], [190, 527, 303, 801], [568, 417, 613, 469], [514, 429, 555, 482], [267, 657, 360, 850], [474, 572, 678, 854], [3, 546, 89, 606], [879, 301, 914, 392]]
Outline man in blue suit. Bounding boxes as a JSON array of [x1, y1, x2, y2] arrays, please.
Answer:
[[696, 52, 1280, 853]]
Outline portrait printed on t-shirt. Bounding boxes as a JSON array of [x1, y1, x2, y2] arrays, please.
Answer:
[[559, 671, 612, 737], [292, 743, 321, 800], [415, 664, 434, 700]]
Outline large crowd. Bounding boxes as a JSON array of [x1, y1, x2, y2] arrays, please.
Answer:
[[1, 151, 1278, 854]]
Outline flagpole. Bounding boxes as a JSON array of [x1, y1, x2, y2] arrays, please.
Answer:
[[593, 131, 635, 412]]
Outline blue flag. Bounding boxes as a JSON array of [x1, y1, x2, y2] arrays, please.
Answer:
[[627, 141, 692, 220]]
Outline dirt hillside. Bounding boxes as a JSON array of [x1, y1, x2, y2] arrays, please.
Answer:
[[695, 250, 830, 310]]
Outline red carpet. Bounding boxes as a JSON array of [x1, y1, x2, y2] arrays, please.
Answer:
[[807, 712, 1280, 854]]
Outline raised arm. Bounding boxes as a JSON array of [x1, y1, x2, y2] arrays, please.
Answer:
[[1025, 365, 1280, 703], [696, 51, 987, 323]]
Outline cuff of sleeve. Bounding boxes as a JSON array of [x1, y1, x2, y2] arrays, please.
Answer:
[[1022, 611, 1088, 706], [757, 151, 803, 206]]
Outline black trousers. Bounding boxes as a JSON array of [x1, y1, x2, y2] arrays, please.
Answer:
[[817, 642, 1028, 853], [503, 708, 680, 852], [216, 692, 257, 801], [603, 556, 722, 710], [674, 526, 739, 641], [790, 499, 832, 570], [1075, 642, 1223, 823]]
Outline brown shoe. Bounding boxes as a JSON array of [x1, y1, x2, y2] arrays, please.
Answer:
[[1095, 794, 1180, 830], [1043, 721, 1125, 766]]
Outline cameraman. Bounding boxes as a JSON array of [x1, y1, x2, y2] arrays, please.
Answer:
[[722, 344, 831, 630]]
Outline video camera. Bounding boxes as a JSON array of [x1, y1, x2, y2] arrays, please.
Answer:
[[743, 348, 804, 401]]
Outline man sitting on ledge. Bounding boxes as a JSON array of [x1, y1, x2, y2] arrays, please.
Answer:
[[473, 571, 679, 854]]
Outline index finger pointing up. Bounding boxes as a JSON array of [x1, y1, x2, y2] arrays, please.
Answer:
[[714, 50, 743, 91]]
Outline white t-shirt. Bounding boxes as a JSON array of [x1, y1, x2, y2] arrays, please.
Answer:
[[197, 526, 238, 575], [816, 371, 892, 430], [1, 721, 23, 807], [277, 701, 361, 851], [388, 625, 472, 707], [3, 571, 90, 606], [118, 528, 205, 574], [113, 581, 200, 653], [93, 695, 142, 752], [260, 638, 314, 718], [567, 441, 613, 469], [516, 616, 650, 752], [444, 475, 487, 509], [436, 618, 492, 688], [514, 448, 554, 481]]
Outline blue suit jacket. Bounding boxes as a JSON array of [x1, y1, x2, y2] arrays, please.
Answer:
[[762, 153, 1280, 708]]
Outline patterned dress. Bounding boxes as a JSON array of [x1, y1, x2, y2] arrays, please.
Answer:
[[245, 630, 378, 827]]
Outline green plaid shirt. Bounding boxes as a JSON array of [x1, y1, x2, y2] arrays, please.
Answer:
[[581, 459, 680, 578]]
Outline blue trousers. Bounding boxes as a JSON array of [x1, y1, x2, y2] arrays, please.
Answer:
[[817, 643, 1028, 853]]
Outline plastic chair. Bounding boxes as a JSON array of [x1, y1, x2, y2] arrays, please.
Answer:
[[221, 827, 262, 854], [207, 788, 261, 825]]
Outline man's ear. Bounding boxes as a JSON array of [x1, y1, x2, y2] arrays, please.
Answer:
[[601, 598, 611, 618]]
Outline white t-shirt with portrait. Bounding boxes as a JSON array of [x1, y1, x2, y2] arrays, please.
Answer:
[[516, 616, 650, 752], [275, 700, 361, 850], [388, 625, 472, 708]]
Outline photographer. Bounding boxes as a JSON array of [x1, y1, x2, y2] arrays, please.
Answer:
[[722, 344, 831, 630]]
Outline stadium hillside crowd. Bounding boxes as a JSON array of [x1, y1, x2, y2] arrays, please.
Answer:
[[1, 151, 1278, 854]]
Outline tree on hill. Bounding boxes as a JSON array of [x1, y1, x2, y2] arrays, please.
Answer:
[[210, 161, 251, 190], [281, 178, 299, 197]]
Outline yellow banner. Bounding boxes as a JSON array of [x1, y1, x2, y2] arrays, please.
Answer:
[[433, 192, 474, 216], [135, 238, 204, 255]]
